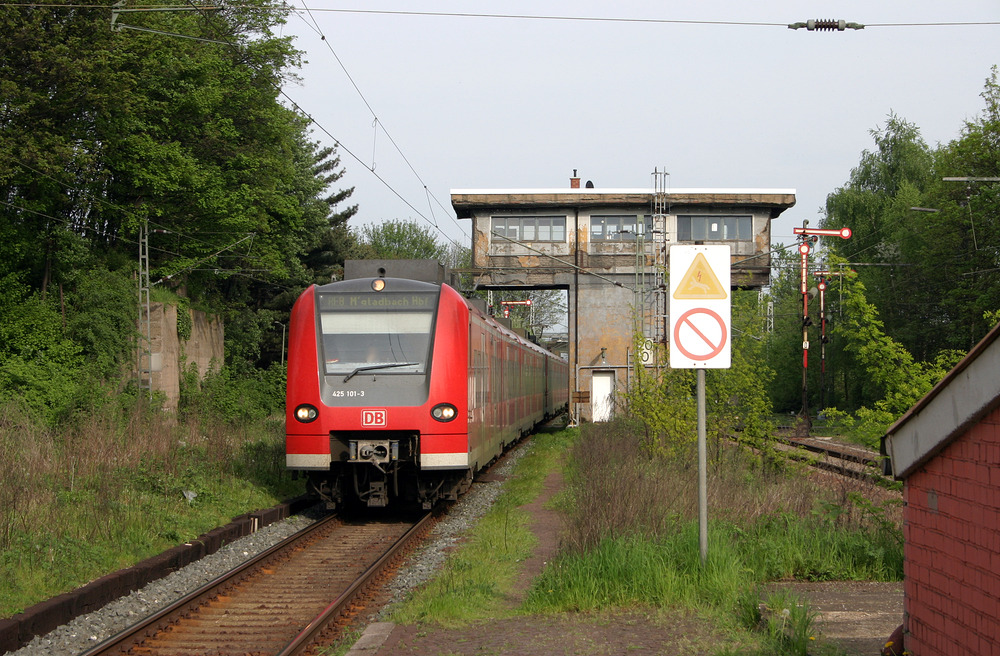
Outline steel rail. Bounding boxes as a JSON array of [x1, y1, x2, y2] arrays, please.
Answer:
[[78, 514, 342, 656], [776, 436, 889, 484], [80, 511, 432, 656], [278, 511, 434, 655]]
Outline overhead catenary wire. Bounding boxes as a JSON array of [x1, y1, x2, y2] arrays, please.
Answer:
[[290, 1, 470, 246], [9, 1, 470, 266], [5, 4, 1000, 29], [175, 0, 471, 251], [7, 2, 997, 258]]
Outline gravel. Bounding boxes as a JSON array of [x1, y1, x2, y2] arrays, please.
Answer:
[[5, 443, 530, 656], [6, 510, 322, 656]]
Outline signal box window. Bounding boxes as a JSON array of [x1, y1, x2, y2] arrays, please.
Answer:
[[492, 216, 567, 242], [591, 215, 643, 241], [676, 215, 752, 242]]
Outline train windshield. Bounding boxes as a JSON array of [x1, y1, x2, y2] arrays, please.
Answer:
[[317, 291, 437, 376]]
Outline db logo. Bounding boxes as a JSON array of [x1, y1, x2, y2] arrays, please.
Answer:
[[361, 409, 387, 427]]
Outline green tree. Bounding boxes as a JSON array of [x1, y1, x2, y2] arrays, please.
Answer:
[[625, 291, 775, 460], [0, 2, 358, 414], [826, 258, 964, 446], [0, 273, 85, 422], [489, 288, 566, 339], [822, 114, 937, 358], [823, 70, 1000, 357], [926, 66, 1000, 348], [354, 219, 450, 261], [706, 291, 776, 456], [625, 332, 697, 458]]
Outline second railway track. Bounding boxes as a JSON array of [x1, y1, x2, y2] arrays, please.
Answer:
[[776, 434, 890, 484], [82, 512, 431, 656]]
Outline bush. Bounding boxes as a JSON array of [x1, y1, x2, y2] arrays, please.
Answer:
[[179, 361, 286, 423]]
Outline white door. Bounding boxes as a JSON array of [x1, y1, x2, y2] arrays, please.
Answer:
[[592, 371, 615, 422]]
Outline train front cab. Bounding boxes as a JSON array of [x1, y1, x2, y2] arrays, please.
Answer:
[[286, 278, 472, 510]]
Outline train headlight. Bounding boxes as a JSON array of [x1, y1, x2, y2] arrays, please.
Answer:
[[294, 404, 319, 423], [431, 403, 457, 422]]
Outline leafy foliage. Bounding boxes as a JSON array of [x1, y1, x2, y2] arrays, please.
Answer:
[[0, 273, 85, 423], [826, 262, 964, 445], [0, 3, 358, 420], [822, 71, 1000, 358], [354, 219, 450, 261], [624, 332, 697, 456], [624, 291, 775, 459], [767, 70, 998, 420], [706, 292, 776, 455]]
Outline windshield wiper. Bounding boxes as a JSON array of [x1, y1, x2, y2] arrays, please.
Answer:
[[343, 362, 419, 383]]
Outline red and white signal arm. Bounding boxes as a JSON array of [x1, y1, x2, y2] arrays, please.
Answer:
[[669, 245, 731, 369]]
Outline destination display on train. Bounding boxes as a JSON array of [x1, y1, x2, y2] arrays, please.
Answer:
[[319, 292, 438, 311]]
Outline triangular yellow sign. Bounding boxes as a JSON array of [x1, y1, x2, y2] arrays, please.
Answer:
[[673, 252, 728, 299]]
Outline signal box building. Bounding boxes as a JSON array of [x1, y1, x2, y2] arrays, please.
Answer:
[[451, 175, 795, 423], [884, 321, 1000, 656]]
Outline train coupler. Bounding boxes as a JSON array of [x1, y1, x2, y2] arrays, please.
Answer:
[[366, 480, 389, 507]]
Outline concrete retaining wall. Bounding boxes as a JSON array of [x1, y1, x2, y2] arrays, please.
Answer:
[[143, 303, 224, 411]]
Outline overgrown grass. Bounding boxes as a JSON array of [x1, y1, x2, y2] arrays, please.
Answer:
[[0, 399, 302, 617], [388, 426, 575, 625], [524, 514, 900, 613], [529, 421, 900, 654], [386, 420, 902, 656]]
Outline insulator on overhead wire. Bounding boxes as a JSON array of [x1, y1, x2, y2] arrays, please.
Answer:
[[788, 19, 863, 31], [808, 19, 846, 31]]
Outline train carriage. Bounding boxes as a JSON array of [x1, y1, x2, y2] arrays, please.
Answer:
[[286, 275, 567, 510]]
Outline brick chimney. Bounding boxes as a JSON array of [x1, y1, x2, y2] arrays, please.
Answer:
[[570, 169, 580, 189]]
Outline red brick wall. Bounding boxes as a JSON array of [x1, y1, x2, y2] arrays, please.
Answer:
[[904, 404, 1000, 655]]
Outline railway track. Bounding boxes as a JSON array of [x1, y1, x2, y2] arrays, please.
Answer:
[[80, 512, 431, 656], [775, 434, 890, 484]]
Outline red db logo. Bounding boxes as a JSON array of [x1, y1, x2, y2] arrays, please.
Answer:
[[361, 409, 387, 427]]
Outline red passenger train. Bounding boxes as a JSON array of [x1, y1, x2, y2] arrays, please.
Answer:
[[285, 275, 568, 510]]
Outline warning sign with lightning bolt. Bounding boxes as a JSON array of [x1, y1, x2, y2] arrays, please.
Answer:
[[673, 252, 729, 299], [669, 245, 731, 369]]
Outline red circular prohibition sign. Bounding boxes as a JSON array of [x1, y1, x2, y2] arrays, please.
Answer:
[[673, 308, 728, 361]]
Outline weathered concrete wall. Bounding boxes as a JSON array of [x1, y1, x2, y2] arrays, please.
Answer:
[[143, 303, 224, 412], [571, 275, 635, 422], [453, 187, 795, 423]]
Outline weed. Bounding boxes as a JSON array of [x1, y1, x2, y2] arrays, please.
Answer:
[[760, 590, 819, 656], [0, 399, 302, 616]]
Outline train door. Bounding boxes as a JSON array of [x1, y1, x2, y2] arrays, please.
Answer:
[[592, 371, 615, 422]]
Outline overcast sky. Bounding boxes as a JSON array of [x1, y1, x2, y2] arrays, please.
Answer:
[[278, 2, 999, 250]]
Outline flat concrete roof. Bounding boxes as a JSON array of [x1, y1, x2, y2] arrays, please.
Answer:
[[451, 188, 797, 216], [452, 188, 796, 196]]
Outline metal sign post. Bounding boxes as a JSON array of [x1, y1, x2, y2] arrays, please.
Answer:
[[669, 245, 731, 565]]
